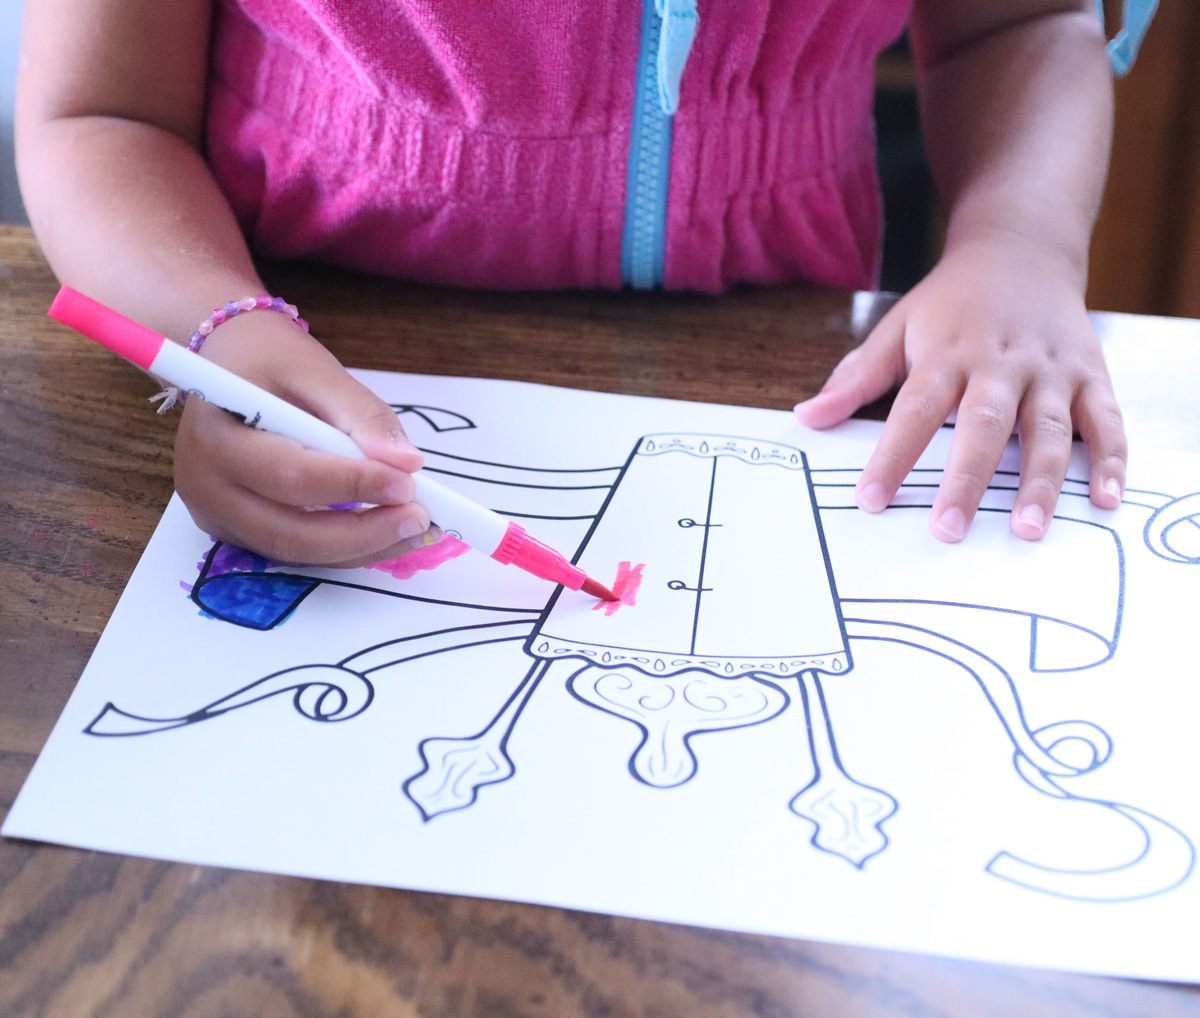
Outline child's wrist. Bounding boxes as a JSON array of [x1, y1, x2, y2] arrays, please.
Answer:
[[941, 219, 1090, 293], [196, 304, 315, 364], [152, 302, 316, 412], [944, 184, 1094, 275], [187, 294, 307, 353]]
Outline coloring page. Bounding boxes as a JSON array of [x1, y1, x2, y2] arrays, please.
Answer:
[[6, 371, 1200, 981]]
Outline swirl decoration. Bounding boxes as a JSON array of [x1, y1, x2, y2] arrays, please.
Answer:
[[84, 622, 538, 739], [85, 665, 374, 736], [1143, 492, 1200, 563], [985, 723, 1195, 901], [566, 664, 788, 788], [844, 618, 1195, 901]]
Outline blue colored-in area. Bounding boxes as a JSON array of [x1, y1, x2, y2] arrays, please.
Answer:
[[192, 573, 319, 630]]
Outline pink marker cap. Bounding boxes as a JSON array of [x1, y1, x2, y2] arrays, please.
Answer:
[[48, 286, 166, 371]]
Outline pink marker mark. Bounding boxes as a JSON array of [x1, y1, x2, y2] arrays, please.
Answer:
[[85, 516, 97, 528], [366, 535, 470, 580], [592, 561, 644, 616]]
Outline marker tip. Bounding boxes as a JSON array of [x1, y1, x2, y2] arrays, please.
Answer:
[[581, 576, 619, 601]]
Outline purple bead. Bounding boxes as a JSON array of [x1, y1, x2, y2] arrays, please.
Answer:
[[270, 297, 287, 311], [296, 318, 309, 332], [188, 331, 204, 350], [224, 301, 241, 316]]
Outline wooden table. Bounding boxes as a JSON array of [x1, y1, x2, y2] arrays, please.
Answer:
[[2, 223, 1198, 1017]]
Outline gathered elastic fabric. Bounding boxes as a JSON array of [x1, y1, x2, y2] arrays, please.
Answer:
[[206, 0, 911, 293]]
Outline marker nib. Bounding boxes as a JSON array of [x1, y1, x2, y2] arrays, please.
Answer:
[[582, 576, 619, 601]]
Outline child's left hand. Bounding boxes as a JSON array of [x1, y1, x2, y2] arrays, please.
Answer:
[[794, 233, 1127, 542]]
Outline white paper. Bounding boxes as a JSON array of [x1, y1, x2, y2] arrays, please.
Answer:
[[6, 371, 1200, 982]]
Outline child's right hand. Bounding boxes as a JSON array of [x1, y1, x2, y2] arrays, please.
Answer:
[[173, 311, 432, 567]]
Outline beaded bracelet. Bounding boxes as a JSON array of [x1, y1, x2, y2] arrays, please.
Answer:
[[188, 294, 309, 353], [151, 294, 308, 413]]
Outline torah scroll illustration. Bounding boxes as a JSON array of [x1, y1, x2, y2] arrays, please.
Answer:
[[86, 407, 1200, 903]]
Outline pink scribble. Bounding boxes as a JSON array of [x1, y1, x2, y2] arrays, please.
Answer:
[[85, 516, 97, 528], [592, 561, 645, 616], [366, 535, 470, 580]]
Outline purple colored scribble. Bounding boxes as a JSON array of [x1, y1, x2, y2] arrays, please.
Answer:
[[183, 542, 280, 597], [203, 543, 280, 577]]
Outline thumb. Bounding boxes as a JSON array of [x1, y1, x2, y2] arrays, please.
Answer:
[[794, 310, 906, 429], [294, 367, 425, 474]]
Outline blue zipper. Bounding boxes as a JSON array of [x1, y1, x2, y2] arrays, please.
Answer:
[[621, 1, 1138, 286], [1093, 0, 1157, 76], [621, 0, 698, 289]]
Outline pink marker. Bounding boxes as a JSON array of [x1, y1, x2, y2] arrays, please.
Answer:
[[48, 286, 618, 601]]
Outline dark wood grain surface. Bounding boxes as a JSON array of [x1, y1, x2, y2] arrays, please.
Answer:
[[2, 224, 1198, 1018]]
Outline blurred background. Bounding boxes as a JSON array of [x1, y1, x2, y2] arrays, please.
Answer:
[[875, 0, 1200, 319], [1, 0, 1197, 316], [0, 0, 22, 225]]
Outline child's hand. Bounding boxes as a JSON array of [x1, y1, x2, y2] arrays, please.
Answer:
[[794, 235, 1127, 542], [174, 313, 433, 567]]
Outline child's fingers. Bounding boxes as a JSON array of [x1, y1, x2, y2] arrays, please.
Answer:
[[793, 312, 907, 429], [179, 399, 416, 509], [1010, 389, 1075, 541], [175, 321, 434, 565], [286, 361, 425, 474], [855, 369, 963, 514], [199, 485, 432, 567], [215, 426, 417, 509], [927, 378, 1020, 543], [323, 527, 448, 571], [1073, 379, 1128, 510], [176, 400, 429, 564]]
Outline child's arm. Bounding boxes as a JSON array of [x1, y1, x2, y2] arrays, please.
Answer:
[[796, 0, 1123, 543], [17, 0, 431, 566]]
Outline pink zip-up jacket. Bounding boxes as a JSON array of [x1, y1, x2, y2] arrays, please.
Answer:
[[206, 0, 911, 293]]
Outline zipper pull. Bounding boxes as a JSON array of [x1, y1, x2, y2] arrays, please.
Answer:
[[1093, 0, 1158, 77], [655, 0, 698, 115]]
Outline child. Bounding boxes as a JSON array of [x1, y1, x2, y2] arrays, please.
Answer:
[[16, 0, 1129, 566]]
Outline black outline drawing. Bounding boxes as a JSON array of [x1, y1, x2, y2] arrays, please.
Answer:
[[82, 404, 1200, 903]]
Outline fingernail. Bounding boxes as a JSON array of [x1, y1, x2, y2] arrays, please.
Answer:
[[1016, 504, 1045, 536], [398, 516, 428, 540], [388, 431, 419, 453], [934, 506, 967, 542], [795, 391, 835, 411], [857, 482, 888, 514], [1103, 477, 1122, 503], [383, 478, 413, 504]]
